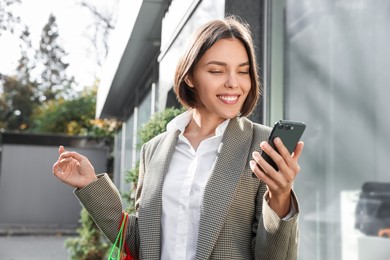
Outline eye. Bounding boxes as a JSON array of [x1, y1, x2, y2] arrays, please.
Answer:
[[238, 65, 250, 75], [209, 70, 223, 74]]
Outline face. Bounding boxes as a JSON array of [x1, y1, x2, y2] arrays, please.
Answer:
[[186, 38, 251, 121]]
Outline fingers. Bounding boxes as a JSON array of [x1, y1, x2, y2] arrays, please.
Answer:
[[250, 138, 304, 193], [250, 156, 282, 192], [52, 157, 73, 181], [265, 138, 302, 174], [53, 145, 81, 178], [53, 156, 74, 172], [52, 146, 97, 189], [58, 145, 85, 162], [53, 147, 64, 175], [252, 151, 292, 180], [58, 150, 87, 163], [292, 141, 304, 160], [52, 161, 65, 179], [58, 145, 65, 155]]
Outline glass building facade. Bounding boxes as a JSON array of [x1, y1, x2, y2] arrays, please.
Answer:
[[109, 0, 390, 259], [279, 0, 390, 259]]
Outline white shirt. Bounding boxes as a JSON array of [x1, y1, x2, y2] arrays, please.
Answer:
[[161, 110, 229, 260], [160, 111, 296, 260]]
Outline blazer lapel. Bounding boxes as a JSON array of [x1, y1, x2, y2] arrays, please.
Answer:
[[138, 130, 179, 259], [195, 117, 254, 260]]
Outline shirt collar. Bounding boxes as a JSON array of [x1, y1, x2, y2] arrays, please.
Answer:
[[166, 110, 230, 137]]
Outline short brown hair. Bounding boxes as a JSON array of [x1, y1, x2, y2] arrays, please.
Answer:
[[174, 15, 260, 116]]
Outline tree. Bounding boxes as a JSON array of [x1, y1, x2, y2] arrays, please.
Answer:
[[0, 13, 76, 131], [16, 26, 35, 81], [35, 14, 75, 101], [0, 75, 36, 130], [79, 0, 119, 67], [0, 0, 21, 36], [31, 84, 119, 137], [0, 26, 39, 131]]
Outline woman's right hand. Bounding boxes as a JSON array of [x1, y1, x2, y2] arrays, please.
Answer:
[[52, 146, 97, 189]]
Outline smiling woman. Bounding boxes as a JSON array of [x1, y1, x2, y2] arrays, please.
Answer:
[[182, 38, 251, 129], [53, 15, 305, 260], [174, 18, 260, 118]]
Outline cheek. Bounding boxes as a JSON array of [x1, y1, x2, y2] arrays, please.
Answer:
[[241, 78, 252, 93], [194, 77, 221, 93]]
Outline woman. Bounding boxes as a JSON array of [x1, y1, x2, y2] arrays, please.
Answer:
[[53, 16, 304, 260]]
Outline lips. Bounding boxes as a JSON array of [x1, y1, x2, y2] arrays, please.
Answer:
[[217, 95, 239, 104]]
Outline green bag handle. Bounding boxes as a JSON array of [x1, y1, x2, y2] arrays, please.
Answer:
[[108, 213, 128, 260]]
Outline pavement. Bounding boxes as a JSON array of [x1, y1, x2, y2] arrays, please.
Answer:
[[0, 235, 72, 260]]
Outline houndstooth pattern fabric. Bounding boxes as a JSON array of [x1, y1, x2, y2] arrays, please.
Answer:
[[75, 116, 300, 260]]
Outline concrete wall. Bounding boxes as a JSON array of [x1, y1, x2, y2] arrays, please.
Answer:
[[0, 134, 109, 234]]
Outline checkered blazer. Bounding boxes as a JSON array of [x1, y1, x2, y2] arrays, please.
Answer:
[[75, 116, 299, 260]]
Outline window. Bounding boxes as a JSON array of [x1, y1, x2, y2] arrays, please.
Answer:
[[269, 0, 390, 259]]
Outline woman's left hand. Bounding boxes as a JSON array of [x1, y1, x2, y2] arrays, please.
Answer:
[[250, 137, 304, 218]]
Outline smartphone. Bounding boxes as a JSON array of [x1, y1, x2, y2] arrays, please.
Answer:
[[261, 120, 306, 171]]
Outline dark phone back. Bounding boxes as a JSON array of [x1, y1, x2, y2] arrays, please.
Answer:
[[261, 120, 306, 171]]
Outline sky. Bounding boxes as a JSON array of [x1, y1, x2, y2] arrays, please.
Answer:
[[0, 0, 114, 89]]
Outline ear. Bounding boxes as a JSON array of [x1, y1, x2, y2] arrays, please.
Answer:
[[184, 76, 194, 88]]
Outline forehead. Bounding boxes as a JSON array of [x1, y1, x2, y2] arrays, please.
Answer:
[[199, 38, 249, 64]]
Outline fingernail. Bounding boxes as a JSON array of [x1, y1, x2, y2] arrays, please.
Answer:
[[250, 160, 256, 167], [274, 137, 280, 143], [252, 152, 259, 159]]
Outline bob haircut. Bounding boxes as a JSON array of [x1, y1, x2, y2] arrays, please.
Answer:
[[174, 16, 260, 117]]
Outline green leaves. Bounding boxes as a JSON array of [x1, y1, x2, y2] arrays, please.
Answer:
[[65, 208, 109, 260]]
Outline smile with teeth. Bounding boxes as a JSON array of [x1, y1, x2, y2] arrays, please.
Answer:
[[217, 95, 239, 104]]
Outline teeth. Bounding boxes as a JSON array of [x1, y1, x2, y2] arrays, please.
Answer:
[[218, 96, 238, 102]]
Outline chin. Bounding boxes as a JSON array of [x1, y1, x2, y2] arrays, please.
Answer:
[[220, 112, 240, 119]]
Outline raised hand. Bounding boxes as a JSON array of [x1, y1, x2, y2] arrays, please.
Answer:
[[52, 146, 97, 189], [250, 137, 304, 217]]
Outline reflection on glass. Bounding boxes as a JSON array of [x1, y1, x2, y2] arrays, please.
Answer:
[[283, 0, 390, 259], [355, 182, 390, 237]]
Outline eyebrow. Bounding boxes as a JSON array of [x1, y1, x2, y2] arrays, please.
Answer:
[[205, 61, 250, 67]]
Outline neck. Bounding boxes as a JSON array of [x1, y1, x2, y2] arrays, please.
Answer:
[[188, 109, 225, 136], [183, 109, 226, 150]]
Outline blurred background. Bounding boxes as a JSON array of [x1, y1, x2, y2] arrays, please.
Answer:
[[0, 0, 389, 259]]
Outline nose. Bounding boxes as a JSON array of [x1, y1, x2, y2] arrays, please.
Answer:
[[224, 72, 238, 88]]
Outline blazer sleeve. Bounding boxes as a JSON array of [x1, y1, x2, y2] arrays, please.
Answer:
[[73, 133, 166, 260], [74, 174, 140, 259], [73, 144, 151, 260], [253, 188, 300, 260], [251, 122, 300, 260]]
